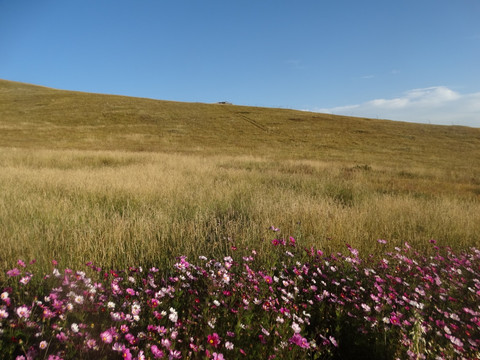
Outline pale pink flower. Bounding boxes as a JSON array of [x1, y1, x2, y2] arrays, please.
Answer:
[[213, 353, 225, 360], [16, 305, 30, 319]]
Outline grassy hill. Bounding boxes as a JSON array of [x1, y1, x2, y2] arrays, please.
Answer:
[[1, 79, 479, 274], [1, 79, 479, 166]]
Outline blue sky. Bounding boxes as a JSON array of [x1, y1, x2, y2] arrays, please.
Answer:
[[1, 0, 479, 127]]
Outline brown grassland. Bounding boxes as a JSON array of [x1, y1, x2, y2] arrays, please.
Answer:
[[1, 79, 479, 275]]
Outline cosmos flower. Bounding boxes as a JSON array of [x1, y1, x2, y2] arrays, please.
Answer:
[[207, 333, 221, 348]]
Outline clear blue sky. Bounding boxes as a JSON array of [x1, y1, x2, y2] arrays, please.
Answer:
[[1, 0, 479, 127]]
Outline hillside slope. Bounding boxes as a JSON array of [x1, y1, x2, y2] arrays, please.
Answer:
[[1, 79, 479, 167]]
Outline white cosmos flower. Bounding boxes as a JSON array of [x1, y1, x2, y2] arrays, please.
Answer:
[[71, 323, 79, 333], [292, 322, 301, 334]]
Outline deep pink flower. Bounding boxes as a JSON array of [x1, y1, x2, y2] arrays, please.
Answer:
[[390, 315, 401, 326], [125, 333, 136, 345], [289, 236, 296, 246], [207, 333, 221, 348], [289, 334, 310, 348], [122, 346, 132, 360]]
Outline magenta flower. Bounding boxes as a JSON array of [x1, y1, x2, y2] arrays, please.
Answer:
[[150, 344, 164, 359], [6, 268, 21, 277], [207, 333, 221, 348], [389, 315, 401, 326], [289, 334, 310, 348], [126, 288, 136, 296], [17, 260, 26, 268], [56, 332, 68, 342], [289, 236, 296, 246], [122, 346, 132, 360]]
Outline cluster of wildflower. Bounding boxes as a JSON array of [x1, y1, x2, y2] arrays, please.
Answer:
[[1, 233, 479, 359]]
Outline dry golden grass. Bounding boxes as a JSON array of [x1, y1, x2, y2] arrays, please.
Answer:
[[0, 149, 478, 276], [0, 79, 479, 275]]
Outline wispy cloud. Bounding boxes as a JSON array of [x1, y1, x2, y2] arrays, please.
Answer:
[[314, 86, 480, 127]]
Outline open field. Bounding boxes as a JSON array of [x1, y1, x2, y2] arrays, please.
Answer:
[[1, 79, 480, 359], [1, 79, 480, 275]]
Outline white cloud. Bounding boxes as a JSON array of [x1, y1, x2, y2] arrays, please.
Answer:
[[315, 86, 480, 127]]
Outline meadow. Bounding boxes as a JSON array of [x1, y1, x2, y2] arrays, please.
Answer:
[[0, 79, 479, 358], [1, 148, 479, 277]]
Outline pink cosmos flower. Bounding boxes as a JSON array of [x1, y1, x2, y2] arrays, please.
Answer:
[[161, 338, 171, 349], [150, 344, 164, 359], [329, 336, 338, 347], [16, 305, 30, 319], [0, 309, 8, 319], [289, 236, 296, 246], [207, 333, 221, 348], [122, 345, 132, 360], [170, 350, 181, 359], [56, 332, 68, 342], [47, 355, 62, 360], [100, 329, 113, 344], [126, 288, 136, 296], [213, 353, 225, 360], [389, 315, 401, 326], [7, 268, 21, 277], [125, 333, 136, 345], [289, 334, 310, 348]]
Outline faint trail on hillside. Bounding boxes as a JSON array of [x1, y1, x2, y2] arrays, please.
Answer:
[[238, 113, 268, 132], [225, 108, 268, 132]]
